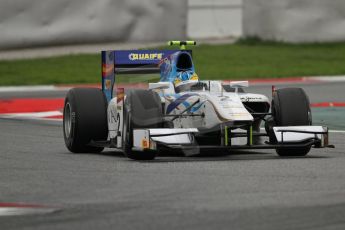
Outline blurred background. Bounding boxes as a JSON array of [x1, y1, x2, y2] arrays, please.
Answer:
[[1, 2, 345, 228], [2, 0, 345, 50]]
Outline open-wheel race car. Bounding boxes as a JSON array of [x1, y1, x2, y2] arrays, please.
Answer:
[[63, 41, 332, 160]]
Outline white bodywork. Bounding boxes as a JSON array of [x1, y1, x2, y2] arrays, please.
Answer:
[[108, 81, 266, 139], [273, 126, 328, 143], [107, 80, 328, 149], [133, 128, 199, 150], [150, 81, 267, 129]]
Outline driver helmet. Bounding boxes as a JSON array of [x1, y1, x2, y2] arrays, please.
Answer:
[[173, 71, 199, 92]]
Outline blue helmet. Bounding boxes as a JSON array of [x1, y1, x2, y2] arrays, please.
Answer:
[[159, 51, 199, 92], [174, 70, 199, 92]]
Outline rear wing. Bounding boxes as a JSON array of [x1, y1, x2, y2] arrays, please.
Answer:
[[101, 50, 187, 102]]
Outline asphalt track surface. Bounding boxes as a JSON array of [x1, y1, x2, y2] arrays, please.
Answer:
[[1, 82, 345, 230]]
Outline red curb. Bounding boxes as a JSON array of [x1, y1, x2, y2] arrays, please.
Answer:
[[55, 83, 148, 89], [1, 98, 345, 121], [45, 115, 63, 119], [0, 98, 64, 113], [311, 102, 345, 107], [248, 77, 319, 84]]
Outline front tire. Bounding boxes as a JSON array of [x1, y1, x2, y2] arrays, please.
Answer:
[[272, 88, 312, 156], [122, 89, 163, 160], [63, 88, 108, 153]]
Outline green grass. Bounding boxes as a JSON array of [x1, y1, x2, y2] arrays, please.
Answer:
[[0, 54, 100, 85], [1, 40, 345, 86]]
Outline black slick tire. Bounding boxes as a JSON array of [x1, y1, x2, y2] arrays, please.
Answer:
[[63, 88, 108, 153], [272, 88, 312, 156], [122, 89, 163, 160]]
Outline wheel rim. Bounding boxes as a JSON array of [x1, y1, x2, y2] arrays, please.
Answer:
[[64, 102, 72, 137]]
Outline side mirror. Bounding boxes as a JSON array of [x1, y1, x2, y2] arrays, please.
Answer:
[[149, 82, 171, 90], [230, 81, 249, 88], [229, 81, 249, 93]]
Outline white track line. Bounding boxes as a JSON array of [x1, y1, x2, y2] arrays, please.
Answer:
[[0, 111, 62, 118], [0, 85, 57, 92], [328, 130, 345, 133], [0, 207, 56, 216], [309, 76, 345, 82]]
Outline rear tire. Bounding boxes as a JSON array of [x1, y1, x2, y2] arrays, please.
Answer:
[[122, 89, 163, 160], [272, 88, 312, 156], [63, 88, 108, 153]]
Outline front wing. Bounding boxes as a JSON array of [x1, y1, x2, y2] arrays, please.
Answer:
[[132, 126, 331, 152]]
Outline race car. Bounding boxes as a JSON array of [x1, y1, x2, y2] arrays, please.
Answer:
[[63, 41, 331, 160]]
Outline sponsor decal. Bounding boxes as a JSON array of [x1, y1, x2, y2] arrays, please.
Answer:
[[240, 96, 263, 102], [128, 53, 163, 61], [105, 79, 112, 90], [117, 88, 124, 104], [109, 110, 117, 124], [102, 64, 114, 77], [141, 138, 150, 149]]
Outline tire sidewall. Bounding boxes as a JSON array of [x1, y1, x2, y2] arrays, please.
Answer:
[[273, 88, 311, 126], [63, 91, 78, 151], [122, 98, 132, 156]]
